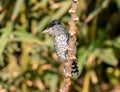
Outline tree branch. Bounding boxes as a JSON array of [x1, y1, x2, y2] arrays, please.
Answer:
[[60, 0, 79, 92]]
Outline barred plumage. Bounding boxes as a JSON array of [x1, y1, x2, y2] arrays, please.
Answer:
[[43, 20, 79, 76], [54, 33, 69, 61]]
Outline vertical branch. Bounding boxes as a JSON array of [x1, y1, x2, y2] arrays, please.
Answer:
[[60, 0, 79, 92]]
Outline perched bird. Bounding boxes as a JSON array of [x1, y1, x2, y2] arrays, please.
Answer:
[[43, 20, 79, 76]]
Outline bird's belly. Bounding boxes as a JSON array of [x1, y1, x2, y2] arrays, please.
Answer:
[[54, 34, 69, 61], [54, 43, 67, 61]]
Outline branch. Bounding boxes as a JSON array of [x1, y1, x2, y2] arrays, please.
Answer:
[[60, 0, 79, 92]]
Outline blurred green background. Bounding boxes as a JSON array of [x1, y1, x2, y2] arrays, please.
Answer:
[[0, 0, 120, 92]]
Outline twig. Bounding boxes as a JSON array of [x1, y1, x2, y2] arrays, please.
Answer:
[[85, 0, 110, 24], [49, 0, 60, 9], [82, 71, 90, 92], [60, 0, 79, 92]]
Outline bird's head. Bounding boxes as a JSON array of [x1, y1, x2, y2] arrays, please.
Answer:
[[42, 20, 66, 36]]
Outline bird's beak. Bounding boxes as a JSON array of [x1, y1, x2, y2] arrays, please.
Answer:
[[42, 29, 49, 33]]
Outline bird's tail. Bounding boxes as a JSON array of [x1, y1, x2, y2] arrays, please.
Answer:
[[71, 60, 79, 76], [63, 60, 79, 76]]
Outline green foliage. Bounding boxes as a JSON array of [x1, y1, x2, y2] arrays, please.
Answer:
[[0, 0, 120, 92]]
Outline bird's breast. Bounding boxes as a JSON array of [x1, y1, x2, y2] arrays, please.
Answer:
[[54, 34, 69, 61]]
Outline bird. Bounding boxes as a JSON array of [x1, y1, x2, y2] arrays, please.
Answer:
[[43, 20, 79, 76]]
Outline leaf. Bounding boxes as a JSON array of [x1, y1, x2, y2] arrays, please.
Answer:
[[11, 31, 42, 44], [77, 47, 89, 75], [0, 28, 12, 55], [52, 1, 71, 19], [104, 36, 120, 49], [77, 43, 95, 75], [115, 0, 120, 10], [97, 48, 118, 66], [113, 36, 120, 49], [11, 0, 24, 21]]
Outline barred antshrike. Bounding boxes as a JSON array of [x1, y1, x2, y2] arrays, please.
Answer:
[[43, 20, 79, 76]]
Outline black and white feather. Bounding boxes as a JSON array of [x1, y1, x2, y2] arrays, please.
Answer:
[[43, 20, 79, 76]]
